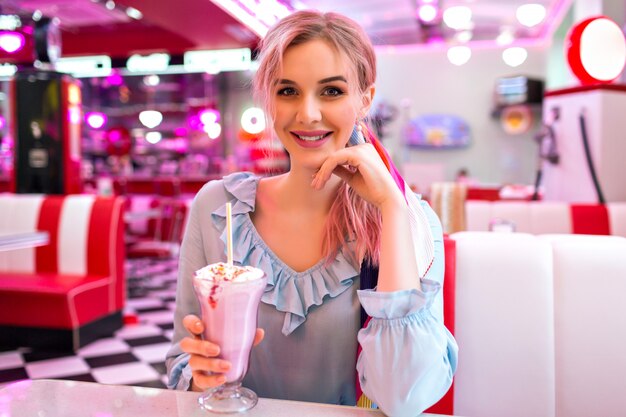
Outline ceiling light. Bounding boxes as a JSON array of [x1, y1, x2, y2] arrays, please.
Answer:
[[447, 46, 472, 66], [455, 30, 473, 43], [145, 131, 162, 144], [199, 109, 220, 125], [443, 6, 472, 30], [497, 28, 515, 45], [139, 110, 163, 129], [86, 112, 107, 129], [502, 47, 528, 67], [105, 1, 116, 11], [417, 5, 439, 24], [126, 7, 143, 20], [203, 123, 222, 139], [516, 4, 546, 28], [32, 10, 43, 21]]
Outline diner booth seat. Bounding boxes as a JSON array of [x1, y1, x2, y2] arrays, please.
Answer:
[[451, 232, 556, 417], [542, 234, 626, 417], [450, 231, 626, 417], [0, 194, 126, 351], [465, 201, 626, 237]]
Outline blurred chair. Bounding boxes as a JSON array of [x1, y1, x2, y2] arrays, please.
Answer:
[[0, 195, 126, 351], [430, 182, 467, 234]]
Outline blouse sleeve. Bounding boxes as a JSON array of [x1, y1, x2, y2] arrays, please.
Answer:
[[356, 200, 459, 417], [165, 180, 227, 390]]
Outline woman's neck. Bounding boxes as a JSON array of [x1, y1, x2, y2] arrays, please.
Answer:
[[269, 166, 342, 215]]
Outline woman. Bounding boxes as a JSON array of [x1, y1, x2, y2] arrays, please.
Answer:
[[166, 10, 457, 416]]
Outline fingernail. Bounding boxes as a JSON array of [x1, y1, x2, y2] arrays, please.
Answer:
[[195, 321, 202, 329], [217, 375, 226, 384], [207, 346, 219, 356], [220, 361, 231, 371]]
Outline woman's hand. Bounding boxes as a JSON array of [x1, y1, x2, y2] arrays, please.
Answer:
[[311, 143, 404, 211], [180, 314, 265, 392]]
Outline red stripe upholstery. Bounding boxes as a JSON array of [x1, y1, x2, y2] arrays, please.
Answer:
[[0, 195, 126, 332], [35, 197, 63, 274], [570, 204, 610, 235], [425, 236, 456, 415]]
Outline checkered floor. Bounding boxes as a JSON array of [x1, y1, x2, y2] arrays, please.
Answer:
[[0, 258, 179, 388]]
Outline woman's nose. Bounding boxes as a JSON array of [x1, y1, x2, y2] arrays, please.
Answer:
[[296, 96, 322, 124]]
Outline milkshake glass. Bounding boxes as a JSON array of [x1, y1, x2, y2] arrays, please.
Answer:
[[193, 262, 267, 413]]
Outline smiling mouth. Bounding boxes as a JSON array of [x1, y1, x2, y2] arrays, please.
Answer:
[[292, 132, 332, 141]]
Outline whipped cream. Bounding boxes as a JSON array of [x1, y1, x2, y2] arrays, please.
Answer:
[[195, 262, 264, 283]]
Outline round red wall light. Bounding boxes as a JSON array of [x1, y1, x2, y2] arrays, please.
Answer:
[[566, 16, 626, 85]]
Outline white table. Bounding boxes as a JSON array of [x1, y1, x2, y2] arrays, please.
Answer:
[[0, 379, 454, 417], [0, 231, 49, 252]]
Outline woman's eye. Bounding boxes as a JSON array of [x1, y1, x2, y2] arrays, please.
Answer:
[[322, 87, 344, 97], [277, 87, 297, 96]]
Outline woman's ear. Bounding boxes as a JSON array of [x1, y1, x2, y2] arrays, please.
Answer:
[[360, 84, 376, 116]]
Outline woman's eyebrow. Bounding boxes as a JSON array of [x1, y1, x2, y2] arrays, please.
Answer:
[[318, 76, 347, 84]]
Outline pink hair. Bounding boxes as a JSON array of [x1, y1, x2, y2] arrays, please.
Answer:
[[253, 10, 381, 266]]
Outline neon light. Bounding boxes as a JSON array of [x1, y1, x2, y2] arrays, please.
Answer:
[[145, 131, 162, 144], [139, 110, 163, 129], [567, 16, 626, 85], [0, 63, 17, 77], [55, 56, 112, 77], [184, 48, 251, 74], [209, 0, 296, 37], [241, 107, 265, 134], [0, 32, 25, 53], [447, 46, 471, 65], [126, 53, 170, 73], [0, 15, 22, 31]]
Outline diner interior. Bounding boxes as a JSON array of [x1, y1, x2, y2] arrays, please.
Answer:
[[1, 0, 626, 416]]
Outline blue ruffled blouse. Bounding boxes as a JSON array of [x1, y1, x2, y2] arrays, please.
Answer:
[[166, 172, 458, 417]]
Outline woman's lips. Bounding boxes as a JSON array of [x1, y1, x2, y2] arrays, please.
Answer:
[[290, 131, 333, 148]]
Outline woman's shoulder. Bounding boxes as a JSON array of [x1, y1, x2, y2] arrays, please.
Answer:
[[194, 171, 260, 212]]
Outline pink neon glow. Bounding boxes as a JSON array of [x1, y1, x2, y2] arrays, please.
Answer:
[[174, 127, 187, 137], [86, 112, 107, 129], [68, 107, 81, 124], [418, 5, 438, 23], [0, 116, 5, 130], [0, 32, 26, 53], [106, 72, 124, 87]]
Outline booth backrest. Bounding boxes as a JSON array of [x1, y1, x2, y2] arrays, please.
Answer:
[[541, 234, 626, 417], [450, 231, 626, 417], [465, 201, 626, 237], [0, 194, 126, 310], [451, 232, 556, 417]]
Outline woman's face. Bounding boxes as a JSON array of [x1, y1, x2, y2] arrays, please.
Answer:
[[271, 39, 372, 171]]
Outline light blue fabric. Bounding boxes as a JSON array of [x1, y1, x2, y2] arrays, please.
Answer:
[[166, 172, 458, 417], [211, 173, 359, 335]]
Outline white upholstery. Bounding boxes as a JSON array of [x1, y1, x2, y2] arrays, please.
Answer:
[[529, 202, 571, 234], [607, 203, 626, 238], [490, 201, 533, 232], [451, 232, 556, 417], [540, 234, 626, 417], [464, 200, 491, 231]]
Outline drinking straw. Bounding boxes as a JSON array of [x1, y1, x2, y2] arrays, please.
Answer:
[[226, 202, 233, 265]]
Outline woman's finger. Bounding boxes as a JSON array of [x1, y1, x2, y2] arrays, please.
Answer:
[[192, 370, 227, 390], [182, 314, 204, 336], [188, 355, 231, 374], [180, 336, 221, 357], [253, 328, 265, 346]]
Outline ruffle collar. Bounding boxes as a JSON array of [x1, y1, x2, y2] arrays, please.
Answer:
[[211, 172, 358, 336]]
